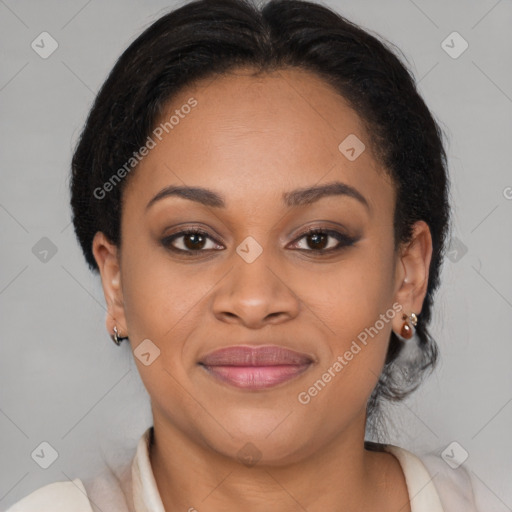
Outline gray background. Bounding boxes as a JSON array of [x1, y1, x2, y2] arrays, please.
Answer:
[[1, 0, 511, 509]]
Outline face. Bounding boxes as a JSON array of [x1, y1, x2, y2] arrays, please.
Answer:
[[93, 67, 431, 465]]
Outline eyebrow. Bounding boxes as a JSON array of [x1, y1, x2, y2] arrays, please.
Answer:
[[145, 180, 370, 212]]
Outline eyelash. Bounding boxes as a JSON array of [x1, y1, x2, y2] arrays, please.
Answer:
[[161, 226, 357, 256]]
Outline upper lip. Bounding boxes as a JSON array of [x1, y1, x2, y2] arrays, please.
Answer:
[[199, 345, 314, 366]]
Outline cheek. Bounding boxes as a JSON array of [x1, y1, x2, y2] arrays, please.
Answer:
[[119, 226, 207, 335], [296, 242, 395, 338], [293, 244, 395, 401], [298, 299, 394, 424]]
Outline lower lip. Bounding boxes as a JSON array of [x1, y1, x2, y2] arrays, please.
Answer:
[[201, 364, 311, 390]]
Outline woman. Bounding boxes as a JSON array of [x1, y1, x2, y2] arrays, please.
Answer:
[[6, 0, 482, 510]]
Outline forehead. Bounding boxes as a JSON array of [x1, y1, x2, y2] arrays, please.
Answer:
[[124, 66, 392, 212]]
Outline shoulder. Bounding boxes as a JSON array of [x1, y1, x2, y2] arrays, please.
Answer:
[[4, 464, 133, 512], [4, 430, 141, 512], [4, 478, 94, 512], [420, 452, 477, 505], [80, 456, 133, 511], [385, 444, 481, 512]]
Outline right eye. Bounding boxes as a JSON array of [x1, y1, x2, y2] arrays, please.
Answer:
[[161, 229, 224, 255]]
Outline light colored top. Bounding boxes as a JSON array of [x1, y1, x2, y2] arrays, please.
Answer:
[[5, 427, 481, 512]]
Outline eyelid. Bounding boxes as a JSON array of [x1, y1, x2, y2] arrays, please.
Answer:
[[162, 223, 224, 242]]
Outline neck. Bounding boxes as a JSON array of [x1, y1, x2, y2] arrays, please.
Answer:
[[148, 412, 409, 512]]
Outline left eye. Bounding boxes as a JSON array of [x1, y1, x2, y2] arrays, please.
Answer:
[[290, 229, 356, 252]]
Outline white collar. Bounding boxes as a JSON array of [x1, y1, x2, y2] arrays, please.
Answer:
[[384, 444, 444, 511], [131, 427, 165, 512]]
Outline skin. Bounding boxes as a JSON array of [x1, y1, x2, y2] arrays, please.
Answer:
[[92, 66, 432, 512]]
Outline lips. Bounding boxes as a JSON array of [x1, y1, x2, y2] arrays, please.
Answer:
[[200, 345, 313, 366], [199, 345, 313, 390]]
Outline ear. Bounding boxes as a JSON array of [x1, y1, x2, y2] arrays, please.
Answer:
[[392, 220, 433, 333], [91, 231, 128, 339]]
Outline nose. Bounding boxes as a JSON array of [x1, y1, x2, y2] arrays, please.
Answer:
[[211, 247, 300, 329]]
